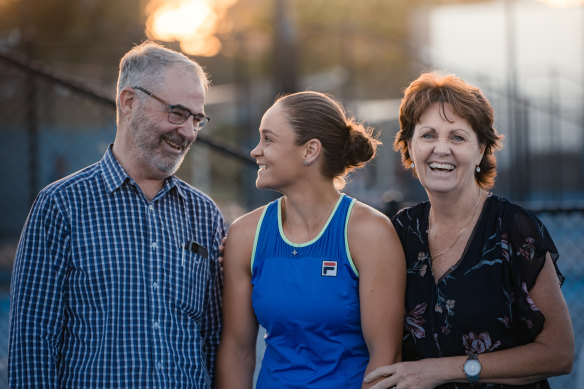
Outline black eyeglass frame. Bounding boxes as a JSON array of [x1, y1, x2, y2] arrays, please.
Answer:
[[132, 86, 210, 129]]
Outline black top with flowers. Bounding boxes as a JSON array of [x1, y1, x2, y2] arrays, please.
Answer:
[[392, 193, 563, 389]]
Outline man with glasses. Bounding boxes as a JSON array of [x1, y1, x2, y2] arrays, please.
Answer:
[[9, 41, 225, 388]]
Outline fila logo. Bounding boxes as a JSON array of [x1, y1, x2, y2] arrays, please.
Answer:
[[321, 261, 337, 277]]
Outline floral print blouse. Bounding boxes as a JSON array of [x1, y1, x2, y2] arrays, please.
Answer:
[[392, 194, 563, 389]]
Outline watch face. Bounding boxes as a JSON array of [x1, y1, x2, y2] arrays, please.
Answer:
[[464, 359, 481, 376]]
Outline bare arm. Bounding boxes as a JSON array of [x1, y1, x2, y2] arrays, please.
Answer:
[[216, 210, 262, 389], [365, 253, 574, 389], [348, 203, 406, 389]]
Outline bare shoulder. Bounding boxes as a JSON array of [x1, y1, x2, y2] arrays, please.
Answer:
[[348, 201, 396, 236], [227, 206, 266, 243], [347, 201, 404, 270], [224, 205, 267, 257]]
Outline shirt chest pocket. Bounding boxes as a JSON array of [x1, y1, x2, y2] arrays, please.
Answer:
[[167, 248, 211, 321]]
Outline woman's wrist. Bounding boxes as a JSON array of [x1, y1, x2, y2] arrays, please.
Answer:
[[438, 356, 470, 385]]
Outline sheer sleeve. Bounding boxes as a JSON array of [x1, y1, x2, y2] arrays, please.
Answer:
[[508, 207, 563, 342]]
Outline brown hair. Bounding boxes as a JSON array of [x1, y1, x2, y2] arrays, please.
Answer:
[[395, 71, 503, 189], [275, 91, 381, 189]]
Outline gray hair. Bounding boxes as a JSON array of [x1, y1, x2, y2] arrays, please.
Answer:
[[116, 41, 209, 110]]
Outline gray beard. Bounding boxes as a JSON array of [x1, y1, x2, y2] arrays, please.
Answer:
[[130, 112, 191, 178]]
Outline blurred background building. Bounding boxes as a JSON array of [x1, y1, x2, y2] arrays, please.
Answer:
[[0, 0, 583, 387]]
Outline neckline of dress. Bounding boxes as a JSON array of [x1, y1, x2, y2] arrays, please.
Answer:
[[278, 193, 345, 248], [426, 193, 491, 285]]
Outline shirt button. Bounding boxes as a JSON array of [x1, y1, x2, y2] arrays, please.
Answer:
[[152, 282, 159, 291], [148, 205, 154, 213], [154, 322, 159, 330], [157, 361, 162, 370], [151, 242, 158, 250]]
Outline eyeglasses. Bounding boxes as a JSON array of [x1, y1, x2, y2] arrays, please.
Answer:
[[133, 86, 210, 129]]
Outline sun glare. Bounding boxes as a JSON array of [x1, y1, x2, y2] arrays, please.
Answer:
[[145, 0, 238, 57], [536, 0, 584, 7]]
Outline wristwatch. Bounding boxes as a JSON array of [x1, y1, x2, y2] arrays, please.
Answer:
[[463, 354, 481, 385]]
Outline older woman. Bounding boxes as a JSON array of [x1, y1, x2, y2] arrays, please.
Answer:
[[365, 72, 574, 389], [217, 91, 405, 388]]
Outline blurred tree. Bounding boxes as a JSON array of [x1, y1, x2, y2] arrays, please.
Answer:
[[291, 0, 491, 99], [299, 0, 415, 99], [216, 0, 492, 100], [0, 0, 148, 93], [0, 0, 490, 99]]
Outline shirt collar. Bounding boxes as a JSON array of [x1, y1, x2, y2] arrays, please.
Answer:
[[100, 144, 186, 200]]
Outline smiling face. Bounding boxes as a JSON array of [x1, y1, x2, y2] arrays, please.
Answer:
[[409, 102, 485, 196], [250, 103, 306, 191], [127, 64, 206, 180]]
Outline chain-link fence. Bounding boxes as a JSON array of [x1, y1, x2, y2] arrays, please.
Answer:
[[539, 209, 584, 388], [0, 52, 583, 388]]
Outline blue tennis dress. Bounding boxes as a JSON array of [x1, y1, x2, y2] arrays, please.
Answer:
[[251, 194, 368, 389]]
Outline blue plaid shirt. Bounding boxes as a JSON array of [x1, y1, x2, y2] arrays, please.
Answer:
[[9, 146, 225, 388]]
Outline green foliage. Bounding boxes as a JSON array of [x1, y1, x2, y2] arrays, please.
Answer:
[[0, 0, 495, 99], [0, 0, 145, 67]]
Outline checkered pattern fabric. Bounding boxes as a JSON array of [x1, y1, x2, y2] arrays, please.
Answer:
[[9, 146, 224, 388]]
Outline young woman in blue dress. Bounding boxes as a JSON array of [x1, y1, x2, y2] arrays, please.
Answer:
[[217, 91, 406, 389]]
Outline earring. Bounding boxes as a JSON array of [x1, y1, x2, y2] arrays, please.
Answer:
[[304, 161, 309, 166], [410, 163, 415, 168], [476, 166, 481, 173]]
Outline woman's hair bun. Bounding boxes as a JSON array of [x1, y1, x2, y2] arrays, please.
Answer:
[[343, 121, 380, 169]]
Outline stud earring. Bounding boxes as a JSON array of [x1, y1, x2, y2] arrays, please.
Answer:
[[304, 161, 309, 166], [476, 166, 481, 173], [410, 162, 415, 168]]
